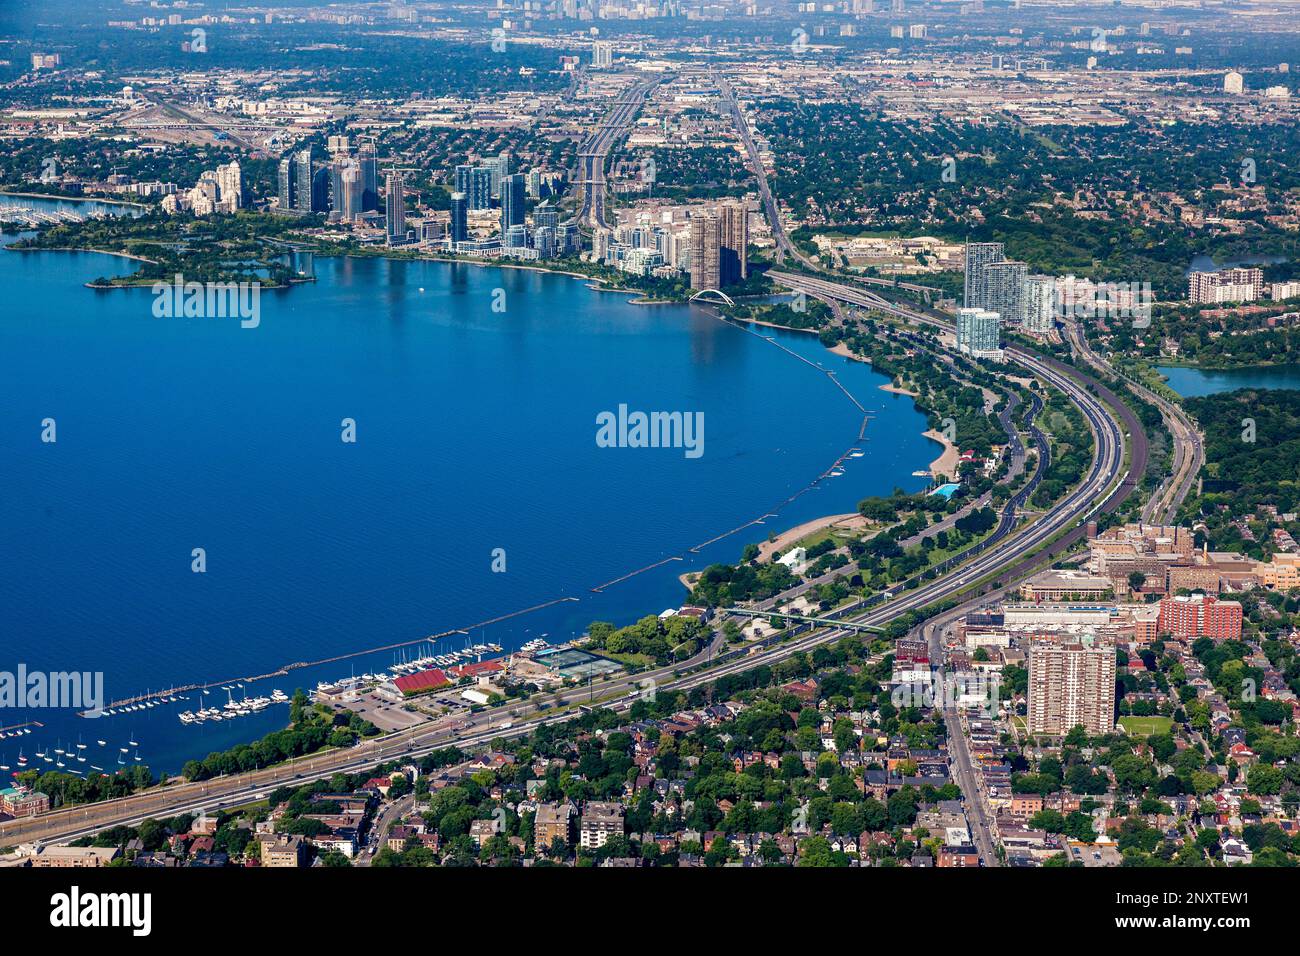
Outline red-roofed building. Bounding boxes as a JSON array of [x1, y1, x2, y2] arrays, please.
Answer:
[[394, 668, 451, 696], [448, 660, 504, 680], [781, 679, 819, 703]]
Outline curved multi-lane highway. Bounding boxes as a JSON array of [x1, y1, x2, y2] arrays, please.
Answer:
[[577, 79, 654, 229], [1063, 319, 1202, 525]]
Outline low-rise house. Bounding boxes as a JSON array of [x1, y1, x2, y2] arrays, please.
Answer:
[[469, 819, 498, 848], [389, 824, 419, 851]]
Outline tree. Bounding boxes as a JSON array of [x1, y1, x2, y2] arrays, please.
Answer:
[[796, 836, 848, 867], [1111, 754, 1157, 793], [1247, 763, 1284, 796], [1191, 771, 1223, 797], [1028, 809, 1066, 833]]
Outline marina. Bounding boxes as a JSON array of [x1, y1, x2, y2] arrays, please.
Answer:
[[0, 205, 101, 228]]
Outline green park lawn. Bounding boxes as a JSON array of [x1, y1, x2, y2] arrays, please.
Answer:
[[1118, 715, 1174, 736]]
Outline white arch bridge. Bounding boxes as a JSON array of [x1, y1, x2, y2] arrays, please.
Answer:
[[688, 289, 735, 307]]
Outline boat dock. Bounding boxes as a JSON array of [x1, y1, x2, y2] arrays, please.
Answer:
[[82, 596, 582, 717], [0, 720, 42, 737]]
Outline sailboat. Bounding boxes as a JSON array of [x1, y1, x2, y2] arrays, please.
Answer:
[[55, 743, 66, 768], [16, 749, 27, 767], [128, 730, 138, 747], [132, 747, 142, 762], [97, 739, 106, 746], [0, 755, 8, 771], [76, 735, 87, 751]]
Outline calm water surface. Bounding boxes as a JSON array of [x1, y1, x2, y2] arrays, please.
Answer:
[[1, 208, 938, 771]]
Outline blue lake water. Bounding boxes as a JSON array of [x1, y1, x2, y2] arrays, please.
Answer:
[[1157, 364, 1300, 397], [1, 216, 938, 773], [1184, 253, 1287, 275], [0, 190, 142, 221]]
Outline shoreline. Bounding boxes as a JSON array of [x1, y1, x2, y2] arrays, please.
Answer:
[[5, 244, 157, 265], [755, 512, 867, 563], [0, 189, 148, 209], [335, 251, 683, 306], [11, 248, 934, 727], [826, 338, 948, 473], [314, 244, 686, 304], [9, 240, 684, 306], [679, 313, 948, 584], [922, 427, 961, 480], [880, 381, 918, 398]]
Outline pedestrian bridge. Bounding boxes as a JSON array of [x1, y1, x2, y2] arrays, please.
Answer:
[[727, 607, 885, 633], [689, 289, 735, 307]]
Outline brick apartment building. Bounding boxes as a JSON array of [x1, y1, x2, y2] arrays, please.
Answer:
[[1027, 633, 1117, 736], [1157, 593, 1243, 640]]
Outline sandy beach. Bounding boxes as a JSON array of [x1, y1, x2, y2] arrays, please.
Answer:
[[676, 510, 872, 591], [829, 339, 955, 476], [923, 427, 961, 480], [756, 512, 868, 563]]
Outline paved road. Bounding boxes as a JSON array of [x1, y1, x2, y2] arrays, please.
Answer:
[[714, 72, 812, 271], [355, 793, 415, 867], [716, 73, 939, 298], [1063, 319, 1202, 525], [751, 388, 1041, 613], [706, 116, 1162, 865], [577, 79, 654, 229], [918, 590, 1019, 866]]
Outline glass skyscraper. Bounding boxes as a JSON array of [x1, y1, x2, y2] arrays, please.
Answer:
[[449, 191, 468, 243], [385, 171, 406, 244], [983, 259, 1028, 326], [358, 141, 379, 212], [963, 241, 1005, 309], [500, 173, 526, 235], [956, 307, 1002, 356], [293, 147, 313, 213]]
